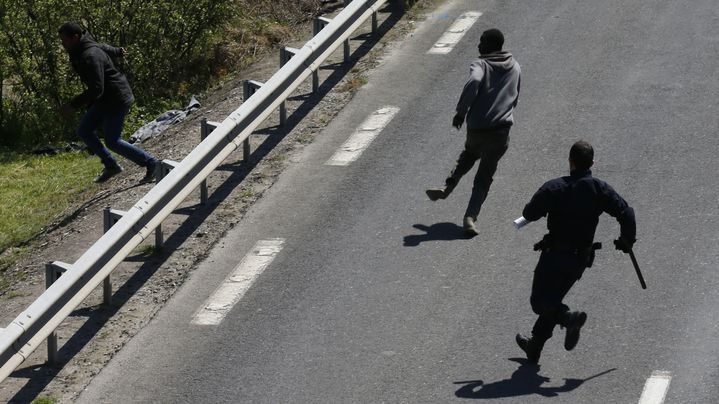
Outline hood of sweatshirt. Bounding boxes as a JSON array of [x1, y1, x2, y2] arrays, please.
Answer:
[[478, 51, 516, 71], [70, 32, 100, 58]]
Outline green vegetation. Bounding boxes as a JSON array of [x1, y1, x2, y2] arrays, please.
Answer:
[[32, 396, 59, 404], [0, 151, 98, 292], [0, 0, 322, 151], [0, 151, 99, 254], [134, 244, 163, 256]]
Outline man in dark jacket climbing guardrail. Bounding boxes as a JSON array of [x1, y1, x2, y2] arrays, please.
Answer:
[[58, 22, 158, 183]]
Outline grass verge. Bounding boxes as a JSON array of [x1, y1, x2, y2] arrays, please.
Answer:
[[0, 151, 99, 290]]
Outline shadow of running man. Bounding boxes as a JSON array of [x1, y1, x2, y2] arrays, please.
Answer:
[[404, 222, 473, 246], [454, 358, 616, 399]]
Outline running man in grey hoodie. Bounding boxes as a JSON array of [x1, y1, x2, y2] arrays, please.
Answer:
[[426, 28, 521, 236]]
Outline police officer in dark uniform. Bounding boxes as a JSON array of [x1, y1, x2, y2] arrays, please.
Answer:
[[515, 140, 636, 363]]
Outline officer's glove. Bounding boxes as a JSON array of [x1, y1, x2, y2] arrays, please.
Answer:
[[452, 113, 464, 130], [613, 237, 635, 254]]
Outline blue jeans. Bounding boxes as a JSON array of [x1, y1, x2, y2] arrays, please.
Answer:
[[77, 104, 156, 168]]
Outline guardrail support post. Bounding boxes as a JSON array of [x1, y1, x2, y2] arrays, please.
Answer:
[[344, 39, 351, 62], [199, 119, 217, 205], [243, 132, 251, 160], [372, 11, 378, 34], [45, 261, 72, 365], [312, 17, 333, 93], [154, 160, 184, 249], [104, 199, 163, 255], [244, 79, 277, 128], [279, 47, 299, 127], [243, 79, 261, 100], [341, 1, 352, 60], [102, 207, 133, 306]]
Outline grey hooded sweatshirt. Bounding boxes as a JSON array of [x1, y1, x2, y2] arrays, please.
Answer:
[[455, 51, 521, 131]]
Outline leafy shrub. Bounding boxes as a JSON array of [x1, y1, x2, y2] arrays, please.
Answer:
[[0, 0, 324, 151]]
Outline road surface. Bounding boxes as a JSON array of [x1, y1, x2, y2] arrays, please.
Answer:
[[77, 0, 719, 402]]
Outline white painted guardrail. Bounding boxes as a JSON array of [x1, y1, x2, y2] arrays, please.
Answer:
[[0, 0, 387, 383]]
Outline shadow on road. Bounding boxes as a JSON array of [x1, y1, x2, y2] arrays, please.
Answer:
[[403, 222, 473, 246], [454, 358, 616, 400]]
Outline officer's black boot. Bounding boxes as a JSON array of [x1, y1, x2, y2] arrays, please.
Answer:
[[561, 311, 587, 351], [515, 334, 545, 364]]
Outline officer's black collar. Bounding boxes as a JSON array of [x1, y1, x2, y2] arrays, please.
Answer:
[[570, 169, 592, 178]]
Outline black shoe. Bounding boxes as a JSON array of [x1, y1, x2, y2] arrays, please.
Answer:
[[516, 334, 542, 363], [94, 164, 123, 183], [563, 311, 587, 351], [425, 187, 447, 201], [140, 159, 158, 184]]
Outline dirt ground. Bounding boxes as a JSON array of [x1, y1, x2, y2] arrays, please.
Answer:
[[0, 1, 431, 402]]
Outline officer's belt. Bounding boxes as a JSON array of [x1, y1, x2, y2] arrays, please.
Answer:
[[534, 236, 601, 255], [544, 243, 596, 255]]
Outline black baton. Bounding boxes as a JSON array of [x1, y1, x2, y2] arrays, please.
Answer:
[[628, 249, 647, 289], [614, 239, 647, 289]]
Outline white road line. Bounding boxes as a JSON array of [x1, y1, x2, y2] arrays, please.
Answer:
[[427, 11, 482, 55], [638, 371, 672, 404], [191, 238, 285, 326], [325, 106, 400, 166]]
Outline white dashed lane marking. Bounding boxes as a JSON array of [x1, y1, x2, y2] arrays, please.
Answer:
[[427, 11, 482, 55], [638, 371, 672, 404], [191, 238, 285, 326], [325, 106, 400, 166]]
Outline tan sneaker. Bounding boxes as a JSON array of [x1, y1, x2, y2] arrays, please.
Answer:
[[463, 216, 479, 236]]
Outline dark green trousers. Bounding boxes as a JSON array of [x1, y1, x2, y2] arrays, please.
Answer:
[[445, 127, 510, 219]]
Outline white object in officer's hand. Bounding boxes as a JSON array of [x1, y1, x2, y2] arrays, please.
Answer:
[[514, 216, 529, 229]]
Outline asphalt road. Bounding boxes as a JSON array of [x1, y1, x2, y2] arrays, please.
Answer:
[[77, 0, 719, 403]]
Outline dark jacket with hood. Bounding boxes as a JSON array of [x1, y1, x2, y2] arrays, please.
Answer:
[[455, 51, 521, 131], [68, 32, 134, 110]]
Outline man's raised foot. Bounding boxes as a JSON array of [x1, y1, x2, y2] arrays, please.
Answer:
[[426, 187, 448, 201], [563, 311, 587, 351]]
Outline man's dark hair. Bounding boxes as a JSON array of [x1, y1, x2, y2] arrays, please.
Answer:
[[58, 22, 84, 37], [479, 28, 504, 52], [569, 140, 594, 171]]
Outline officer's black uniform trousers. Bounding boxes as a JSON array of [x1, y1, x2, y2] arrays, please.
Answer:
[[529, 249, 588, 342]]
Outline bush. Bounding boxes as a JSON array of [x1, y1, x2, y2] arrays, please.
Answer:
[[0, 0, 233, 150], [0, 0, 326, 151]]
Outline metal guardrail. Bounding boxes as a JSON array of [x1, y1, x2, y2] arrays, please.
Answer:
[[0, 0, 387, 383]]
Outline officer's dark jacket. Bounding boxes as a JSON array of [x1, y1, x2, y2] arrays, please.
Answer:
[[68, 32, 134, 110], [522, 169, 636, 248]]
